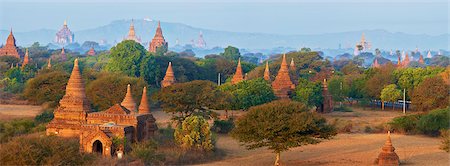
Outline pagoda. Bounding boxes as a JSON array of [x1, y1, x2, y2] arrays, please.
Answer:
[[289, 58, 296, 70], [124, 19, 141, 43], [427, 50, 432, 58], [264, 61, 270, 81], [46, 59, 92, 137], [271, 54, 295, 99], [55, 20, 75, 45], [418, 54, 424, 65], [22, 48, 30, 68], [401, 53, 410, 67], [196, 31, 207, 48], [321, 79, 333, 113], [231, 58, 244, 84], [397, 56, 402, 68], [161, 62, 176, 87], [0, 29, 21, 58], [121, 84, 137, 112], [60, 47, 67, 61], [87, 47, 96, 56], [148, 21, 168, 53], [138, 87, 151, 114], [373, 58, 381, 68], [375, 131, 400, 166], [47, 58, 52, 69]]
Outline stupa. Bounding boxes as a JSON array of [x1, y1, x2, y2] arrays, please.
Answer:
[[124, 19, 141, 43], [138, 87, 151, 114], [149, 21, 168, 53], [161, 62, 176, 87], [0, 29, 21, 58], [121, 84, 137, 112], [375, 131, 400, 166], [87, 47, 96, 56], [196, 31, 207, 48], [60, 47, 67, 61], [373, 58, 381, 68], [231, 58, 244, 84], [418, 54, 424, 64], [289, 58, 296, 70], [22, 48, 30, 68], [271, 54, 295, 99], [264, 61, 270, 81]]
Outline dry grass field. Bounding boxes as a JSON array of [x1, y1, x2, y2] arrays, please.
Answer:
[[0, 104, 42, 121]]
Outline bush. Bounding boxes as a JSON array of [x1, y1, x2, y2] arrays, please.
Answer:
[[211, 119, 234, 134], [23, 71, 69, 104], [334, 105, 353, 112], [389, 114, 421, 134], [129, 140, 164, 165], [440, 129, 450, 152], [417, 108, 450, 136], [174, 115, 214, 151], [0, 119, 36, 143], [219, 78, 276, 109], [34, 110, 54, 124], [0, 135, 95, 165]]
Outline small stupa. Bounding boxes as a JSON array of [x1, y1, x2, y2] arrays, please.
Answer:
[[22, 48, 30, 68], [264, 61, 270, 81], [60, 47, 67, 61], [161, 62, 176, 87], [231, 58, 244, 84], [47, 58, 52, 69], [418, 54, 424, 64], [121, 84, 137, 112], [289, 58, 296, 70], [138, 87, 150, 114], [271, 54, 295, 99], [375, 131, 400, 166]]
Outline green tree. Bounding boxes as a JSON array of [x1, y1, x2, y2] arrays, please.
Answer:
[[174, 115, 214, 151], [105, 40, 147, 77], [411, 76, 449, 112], [153, 80, 231, 122], [231, 100, 336, 165], [219, 78, 276, 109], [220, 46, 241, 61], [380, 84, 402, 110], [23, 71, 69, 104], [293, 78, 323, 108]]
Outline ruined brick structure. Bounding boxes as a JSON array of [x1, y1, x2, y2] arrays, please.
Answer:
[[149, 21, 168, 53], [46, 59, 157, 157], [161, 62, 176, 87], [0, 29, 21, 59]]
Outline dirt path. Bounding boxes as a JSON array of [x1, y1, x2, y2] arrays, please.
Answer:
[[198, 133, 448, 166], [0, 104, 42, 121]]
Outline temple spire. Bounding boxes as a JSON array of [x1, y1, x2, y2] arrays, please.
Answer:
[[271, 54, 295, 99], [138, 87, 150, 114], [121, 84, 137, 112], [47, 58, 52, 69], [231, 58, 244, 84], [22, 48, 29, 68], [161, 62, 176, 87], [373, 58, 380, 68], [264, 61, 270, 81], [418, 54, 424, 64], [289, 58, 295, 70]]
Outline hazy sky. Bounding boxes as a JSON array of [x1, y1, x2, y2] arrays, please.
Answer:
[[0, 0, 448, 35]]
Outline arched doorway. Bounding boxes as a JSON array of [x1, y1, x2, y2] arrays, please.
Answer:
[[92, 140, 103, 154]]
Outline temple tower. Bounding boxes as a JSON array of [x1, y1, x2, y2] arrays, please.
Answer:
[[264, 61, 270, 81], [0, 29, 21, 58], [402, 52, 410, 67], [46, 59, 91, 137], [231, 58, 244, 84], [149, 21, 168, 53], [427, 50, 432, 58], [196, 31, 207, 48], [22, 48, 30, 68], [373, 58, 381, 68], [138, 87, 151, 114], [418, 54, 424, 65], [161, 62, 176, 87], [121, 84, 137, 112], [125, 19, 141, 43], [375, 131, 400, 166], [60, 47, 67, 61], [55, 20, 75, 45], [271, 54, 295, 99], [87, 47, 96, 56], [47, 58, 52, 69], [289, 58, 296, 71]]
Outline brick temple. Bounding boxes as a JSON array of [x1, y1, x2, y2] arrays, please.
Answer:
[[0, 29, 22, 59], [46, 59, 157, 157], [149, 21, 168, 53]]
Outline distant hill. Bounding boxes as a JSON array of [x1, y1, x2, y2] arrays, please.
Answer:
[[1, 19, 448, 51]]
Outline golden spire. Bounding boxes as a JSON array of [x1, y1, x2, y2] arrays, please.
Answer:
[[161, 62, 176, 87], [289, 58, 295, 70], [264, 61, 270, 81], [138, 87, 150, 114], [231, 58, 244, 84], [121, 84, 137, 112]]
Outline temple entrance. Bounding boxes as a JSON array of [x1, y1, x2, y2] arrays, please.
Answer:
[[92, 140, 103, 154]]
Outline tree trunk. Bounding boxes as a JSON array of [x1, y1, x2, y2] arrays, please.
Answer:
[[274, 152, 281, 166], [382, 101, 385, 110], [392, 102, 395, 110]]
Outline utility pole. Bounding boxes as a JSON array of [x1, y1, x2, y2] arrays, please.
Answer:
[[403, 88, 406, 115], [217, 73, 221, 86]]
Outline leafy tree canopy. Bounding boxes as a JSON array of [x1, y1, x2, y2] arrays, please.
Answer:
[[105, 40, 147, 77]]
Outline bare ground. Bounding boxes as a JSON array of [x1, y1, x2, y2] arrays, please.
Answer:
[[0, 104, 42, 121]]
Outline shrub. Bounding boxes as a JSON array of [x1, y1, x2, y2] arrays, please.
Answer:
[[211, 119, 234, 134], [440, 129, 450, 152], [34, 110, 54, 124], [23, 71, 69, 104], [0, 135, 95, 165], [334, 105, 353, 112], [174, 115, 214, 151], [0, 119, 35, 143], [389, 114, 421, 134], [219, 78, 276, 109], [417, 108, 450, 136], [129, 140, 164, 165]]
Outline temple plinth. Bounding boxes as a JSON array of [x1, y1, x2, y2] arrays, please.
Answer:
[[271, 54, 295, 99], [231, 58, 244, 84], [264, 61, 270, 81], [375, 131, 400, 166], [161, 62, 176, 87], [121, 84, 137, 112], [0, 29, 21, 59], [149, 21, 168, 53]]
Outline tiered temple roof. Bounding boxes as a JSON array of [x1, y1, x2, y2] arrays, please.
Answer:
[[264, 61, 270, 81], [121, 84, 137, 112], [0, 29, 21, 58], [161, 62, 176, 87], [271, 54, 295, 99], [375, 131, 400, 165], [124, 20, 141, 43], [55, 21, 75, 45], [231, 58, 244, 84], [149, 21, 168, 53]]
